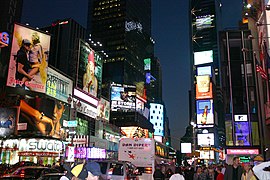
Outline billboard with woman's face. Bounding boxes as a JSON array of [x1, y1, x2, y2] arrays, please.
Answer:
[[77, 40, 103, 98], [6, 24, 51, 93], [18, 96, 69, 139]]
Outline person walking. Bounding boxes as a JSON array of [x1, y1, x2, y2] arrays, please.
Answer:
[[224, 157, 243, 180], [193, 166, 207, 180], [169, 167, 185, 180], [216, 166, 224, 180], [153, 166, 165, 180], [241, 163, 256, 180]]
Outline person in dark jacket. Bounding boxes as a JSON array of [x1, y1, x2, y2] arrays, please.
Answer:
[[154, 166, 165, 180], [224, 157, 243, 180]]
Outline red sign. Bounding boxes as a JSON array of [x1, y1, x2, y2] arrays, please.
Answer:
[[226, 149, 259, 155]]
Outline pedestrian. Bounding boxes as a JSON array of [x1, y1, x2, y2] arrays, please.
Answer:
[[193, 166, 207, 180], [169, 167, 185, 180], [224, 157, 243, 180], [253, 161, 270, 180], [153, 166, 165, 180], [241, 163, 256, 180], [216, 166, 224, 180]]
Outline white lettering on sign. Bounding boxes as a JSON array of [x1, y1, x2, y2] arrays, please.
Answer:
[[74, 98, 97, 118], [23, 139, 63, 152]]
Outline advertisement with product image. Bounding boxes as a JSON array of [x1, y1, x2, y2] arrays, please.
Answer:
[[196, 75, 213, 99], [6, 24, 50, 93], [196, 99, 214, 125]]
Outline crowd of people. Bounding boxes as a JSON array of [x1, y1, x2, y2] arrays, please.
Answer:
[[153, 157, 270, 180]]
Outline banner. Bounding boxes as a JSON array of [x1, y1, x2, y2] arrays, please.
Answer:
[[6, 24, 50, 93], [97, 98, 110, 121]]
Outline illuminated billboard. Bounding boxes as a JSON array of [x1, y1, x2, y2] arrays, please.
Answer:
[[197, 66, 212, 77], [97, 98, 110, 121], [195, 15, 214, 30], [196, 99, 214, 125], [0, 32, 9, 47], [196, 75, 213, 99], [181, 143, 192, 153], [234, 115, 248, 122], [194, 50, 213, 65], [6, 24, 51, 93], [235, 122, 250, 146], [77, 40, 103, 98], [197, 133, 214, 146], [110, 83, 136, 112], [199, 150, 215, 159], [46, 67, 73, 103], [0, 108, 18, 137], [150, 103, 164, 136], [18, 97, 69, 139], [121, 127, 149, 138], [144, 58, 151, 70]]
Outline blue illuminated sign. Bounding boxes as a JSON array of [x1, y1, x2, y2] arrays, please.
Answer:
[[0, 32, 9, 47]]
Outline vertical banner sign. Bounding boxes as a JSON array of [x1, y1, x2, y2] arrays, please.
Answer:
[[78, 40, 103, 98], [6, 24, 51, 93]]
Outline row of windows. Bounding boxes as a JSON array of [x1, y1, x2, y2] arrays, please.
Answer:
[[98, 0, 120, 6], [150, 116, 163, 120]]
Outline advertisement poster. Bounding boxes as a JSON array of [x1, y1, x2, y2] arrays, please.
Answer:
[[97, 98, 110, 121], [110, 84, 136, 112], [118, 138, 155, 167], [6, 24, 51, 93], [18, 96, 69, 139], [196, 99, 214, 125], [235, 122, 250, 146], [77, 40, 103, 98], [196, 75, 213, 99], [0, 108, 18, 137], [46, 67, 73, 103], [194, 50, 213, 66]]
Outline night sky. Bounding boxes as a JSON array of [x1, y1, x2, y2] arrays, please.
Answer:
[[21, 0, 191, 150]]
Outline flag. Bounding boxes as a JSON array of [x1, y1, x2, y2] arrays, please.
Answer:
[[255, 56, 268, 80]]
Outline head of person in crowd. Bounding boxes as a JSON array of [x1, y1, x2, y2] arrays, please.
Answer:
[[232, 156, 240, 168]]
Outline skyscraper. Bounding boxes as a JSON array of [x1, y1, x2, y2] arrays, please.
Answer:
[[87, 0, 154, 132]]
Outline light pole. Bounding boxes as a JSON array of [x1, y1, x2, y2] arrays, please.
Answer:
[[190, 122, 197, 164], [207, 136, 211, 165]]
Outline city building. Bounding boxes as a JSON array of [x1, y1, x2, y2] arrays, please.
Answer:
[[88, 0, 155, 134]]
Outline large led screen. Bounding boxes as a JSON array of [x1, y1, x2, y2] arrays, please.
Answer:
[[194, 50, 213, 66], [0, 108, 18, 137], [6, 24, 50, 93], [150, 103, 164, 136], [18, 96, 69, 139], [235, 122, 250, 146], [197, 133, 214, 146], [196, 100, 214, 125], [197, 66, 212, 77], [195, 15, 214, 30], [196, 75, 213, 99], [110, 84, 136, 112], [46, 67, 73, 103], [77, 40, 103, 98]]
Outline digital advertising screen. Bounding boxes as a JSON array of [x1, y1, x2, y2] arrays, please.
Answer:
[[197, 66, 212, 77], [195, 15, 215, 30], [196, 99, 214, 125], [77, 40, 103, 98], [144, 58, 151, 70], [234, 115, 248, 122], [46, 67, 73, 103], [110, 84, 136, 112], [0, 108, 18, 137], [6, 24, 51, 93], [235, 122, 251, 146], [194, 50, 213, 66], [197, 133, 214, 146], [150, 103, 164, 136], [18, 96, 69, 139], [196, 75, 213, 99], [121, 127, 149, 138], [97, 98, 110, 121], [181, 143, 192, 153]]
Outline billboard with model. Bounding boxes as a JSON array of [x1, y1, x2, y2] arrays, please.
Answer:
[[0, 108, 18, 137], [6, 23, 50, 93]]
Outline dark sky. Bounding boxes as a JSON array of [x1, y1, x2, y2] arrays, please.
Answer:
[[21, 0, 191, 150]]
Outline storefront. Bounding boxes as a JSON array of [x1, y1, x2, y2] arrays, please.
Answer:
[[0, 138, 63, 165], [226, 148, 260, 164]]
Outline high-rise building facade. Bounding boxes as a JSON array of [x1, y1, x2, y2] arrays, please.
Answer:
[[88, 0, 155, 133], [88, 0, 153, 91]]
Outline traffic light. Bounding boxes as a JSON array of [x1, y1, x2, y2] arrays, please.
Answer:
[[165, 141, 170, 146]]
